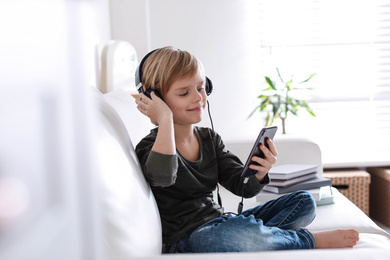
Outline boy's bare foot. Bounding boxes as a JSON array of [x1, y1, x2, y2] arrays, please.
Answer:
[[313, 229, 359, 249]]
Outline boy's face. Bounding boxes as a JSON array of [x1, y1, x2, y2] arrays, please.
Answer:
[[163, 70, 207, 126]]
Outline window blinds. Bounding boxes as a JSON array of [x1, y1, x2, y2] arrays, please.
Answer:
[[258, 0, 390, 167]]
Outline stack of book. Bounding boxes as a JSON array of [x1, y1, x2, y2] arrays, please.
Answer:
[[257, 164, 334, 205]]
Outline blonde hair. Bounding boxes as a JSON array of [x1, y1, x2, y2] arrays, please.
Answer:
[[141, 46, 204, 95]]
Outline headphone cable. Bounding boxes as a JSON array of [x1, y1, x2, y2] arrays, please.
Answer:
[[208, 100, 224, 210], [237, 177, 249, 215], [207, 100, 214, 132]]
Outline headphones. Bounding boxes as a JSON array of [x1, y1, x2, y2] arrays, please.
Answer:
[[135, 48, 213, 100]]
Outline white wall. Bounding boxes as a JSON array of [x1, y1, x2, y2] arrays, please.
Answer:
[[109, 0, 150, 56], [109, 0, 266, 142]]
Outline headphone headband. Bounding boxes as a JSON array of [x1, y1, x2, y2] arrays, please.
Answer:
[[135, 49, 158, 94]]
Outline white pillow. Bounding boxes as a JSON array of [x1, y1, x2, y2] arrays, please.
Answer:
[[94, 89, 162, 258], [103, 90, 154, 147]]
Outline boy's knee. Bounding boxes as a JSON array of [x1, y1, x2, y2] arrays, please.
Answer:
[[291, 190, 317, 215], [293, 190, 315, 202]]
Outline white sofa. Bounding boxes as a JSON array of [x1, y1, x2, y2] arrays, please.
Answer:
[[95, 88, 390, 260]]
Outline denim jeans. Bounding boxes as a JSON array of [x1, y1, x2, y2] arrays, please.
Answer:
[[165, 190, 317, 253]]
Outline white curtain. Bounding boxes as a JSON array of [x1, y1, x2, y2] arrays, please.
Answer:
[[258, 0, 390, 167]]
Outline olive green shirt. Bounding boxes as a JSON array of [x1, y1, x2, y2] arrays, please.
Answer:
[[136, 126, 269, 244]]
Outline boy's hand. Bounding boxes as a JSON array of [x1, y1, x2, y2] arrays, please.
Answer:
[[136, 91, 173, 126], [249, 138, 278, 182]]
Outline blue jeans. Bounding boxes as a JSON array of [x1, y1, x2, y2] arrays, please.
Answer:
[[165, 190, 317, 253]]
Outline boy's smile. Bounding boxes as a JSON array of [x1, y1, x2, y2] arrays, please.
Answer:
[[187, 106, 202, 112]]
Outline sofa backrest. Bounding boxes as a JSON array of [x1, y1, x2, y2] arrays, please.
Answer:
[[103, 90, 155, 146], [94, 89, 161, 258]]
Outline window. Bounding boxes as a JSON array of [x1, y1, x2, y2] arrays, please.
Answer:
[[258, 0, 390, 167]]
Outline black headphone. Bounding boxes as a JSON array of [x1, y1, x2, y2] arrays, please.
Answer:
[[135, 48, 213, 99]]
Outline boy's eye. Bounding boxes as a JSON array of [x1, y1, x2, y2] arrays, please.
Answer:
[[180, 92, 189, 96], [198, 87, 205, 92]]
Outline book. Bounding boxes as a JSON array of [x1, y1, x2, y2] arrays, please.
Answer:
[[268, 164, 319, 180], [263, 177, 332, 194], [257, 186, 334, 205], [316, 186, 335, 206], [257, 188, 322, 203], [268, 172, 317, 187]]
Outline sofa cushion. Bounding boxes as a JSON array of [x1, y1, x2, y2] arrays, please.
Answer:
[[93, 89, 162, 257], [307, 188, 390, 239], [103, 89, 154, 146]]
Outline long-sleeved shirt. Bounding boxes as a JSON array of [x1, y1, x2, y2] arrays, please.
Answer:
[[136, 126, 269, 244]]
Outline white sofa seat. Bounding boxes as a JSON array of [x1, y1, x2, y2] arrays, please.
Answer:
[[95, 89, 390, 259]]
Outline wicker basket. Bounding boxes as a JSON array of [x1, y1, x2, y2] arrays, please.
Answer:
[[323, 168, 370, 216], [366, 167, 390, 227]]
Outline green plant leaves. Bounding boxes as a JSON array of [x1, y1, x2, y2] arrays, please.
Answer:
[[249, 68, 316, 131], [298, 73, 316, 84], [265, 76, 277, 90]]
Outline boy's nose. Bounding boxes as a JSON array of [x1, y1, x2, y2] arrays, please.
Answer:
[[193, 91, 203, 102]]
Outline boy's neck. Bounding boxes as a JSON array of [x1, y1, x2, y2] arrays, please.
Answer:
[[174, 124, 195, 143], [174, 124, 200, 161]]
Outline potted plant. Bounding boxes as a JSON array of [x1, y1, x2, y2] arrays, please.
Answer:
[[249, 68, 316, 134]]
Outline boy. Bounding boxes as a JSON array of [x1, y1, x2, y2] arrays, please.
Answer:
[[135, 46, 359, 253]]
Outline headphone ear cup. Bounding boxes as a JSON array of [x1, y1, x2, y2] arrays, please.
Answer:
[[143, 88, 164, 100], [205, 77, 213, 96]]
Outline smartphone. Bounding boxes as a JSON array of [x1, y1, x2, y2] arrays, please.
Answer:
[[241, 126, 278, 178]]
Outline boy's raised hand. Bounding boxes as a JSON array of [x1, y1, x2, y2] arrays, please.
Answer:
[[136, 91, 173, 126]]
